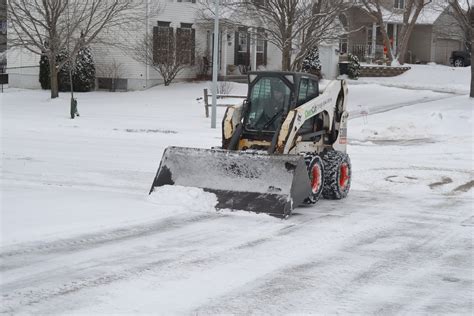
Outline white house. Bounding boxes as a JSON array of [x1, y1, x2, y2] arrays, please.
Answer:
[[7, 0, 340, 91]]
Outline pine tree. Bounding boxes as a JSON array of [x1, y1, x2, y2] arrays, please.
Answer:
[[57, 49, 71, 92], [39, 54, 51, 90], [73, 47, 96, 92], [348, 53, 361, 80], [302, 46, 322, 79], [38, 47, 96, 93]]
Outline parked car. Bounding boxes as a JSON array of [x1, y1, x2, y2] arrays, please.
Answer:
[[450, 51, 471, 67]]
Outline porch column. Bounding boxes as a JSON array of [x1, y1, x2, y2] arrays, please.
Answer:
[[393, 24, 398, 56], [221, 29, 228, 76], [251, 28, 257, 71], [371, 22, 377, 58]]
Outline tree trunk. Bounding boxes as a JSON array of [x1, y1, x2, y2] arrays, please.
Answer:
[[471, 35, 473, 98], [49, 55, 59, 98], [282, 45, 292, 71]]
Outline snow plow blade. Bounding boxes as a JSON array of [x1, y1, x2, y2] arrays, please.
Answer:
[[149, 146, 311, 217]]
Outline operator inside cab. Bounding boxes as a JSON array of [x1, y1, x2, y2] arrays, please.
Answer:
[[246, 77, 291, 131]]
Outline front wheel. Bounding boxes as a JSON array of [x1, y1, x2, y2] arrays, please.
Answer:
[[303, 154, 324, 204], [322, 150, 351, 199]]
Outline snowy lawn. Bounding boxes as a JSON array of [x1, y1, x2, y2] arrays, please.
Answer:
[[1, 77, 473, 314], [354, 63, 471, 95]]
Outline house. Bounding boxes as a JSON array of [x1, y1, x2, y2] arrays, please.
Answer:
[[340, 0, 466, 65], [6, 0, 341, 91]]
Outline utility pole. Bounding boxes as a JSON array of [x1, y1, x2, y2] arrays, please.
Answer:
[[67, 0, 78, 119], [211, 0, 219, 128]]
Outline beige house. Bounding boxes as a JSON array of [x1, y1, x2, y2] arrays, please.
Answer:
[[340, 0, 465, 64]]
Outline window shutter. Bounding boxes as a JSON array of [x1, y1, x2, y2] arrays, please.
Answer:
[[191, 28, 196, 65], [176, 27, 183, 63], [153, 26, 159, 64], [264, 39, 267, 66], [168, 27, 174, 63], [234, 31, 239, 65]]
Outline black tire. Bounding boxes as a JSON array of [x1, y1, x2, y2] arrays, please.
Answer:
[[303, 153, 324, 204], [321, 150, 351, 199], [453, 58, 464, 67]]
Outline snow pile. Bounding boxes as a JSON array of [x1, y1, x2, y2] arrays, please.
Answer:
[[148, 185, 218, 214]]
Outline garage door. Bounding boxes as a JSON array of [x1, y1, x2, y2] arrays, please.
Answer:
[[435, 39, 462, 65]]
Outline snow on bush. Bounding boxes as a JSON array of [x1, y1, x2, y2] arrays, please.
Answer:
[[39, 47, 96, 92], [302, 46, 322, 79], [348, 53, 361, 80]]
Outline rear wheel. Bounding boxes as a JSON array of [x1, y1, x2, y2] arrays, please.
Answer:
[[322, 150, 351, 199], [454, 58, 464, 67], [303, 153, 324, 204]]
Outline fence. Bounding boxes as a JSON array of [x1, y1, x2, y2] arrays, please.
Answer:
[[201, 88, 246, 118], [349, 44, 385, 61]]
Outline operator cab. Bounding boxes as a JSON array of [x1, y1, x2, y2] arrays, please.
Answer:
[[243, 72, 320, 139]]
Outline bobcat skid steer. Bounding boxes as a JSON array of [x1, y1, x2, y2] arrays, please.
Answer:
[[150, 71, 351, 217]]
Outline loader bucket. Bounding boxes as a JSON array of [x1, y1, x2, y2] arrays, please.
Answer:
[[149, 147, 311, 217]]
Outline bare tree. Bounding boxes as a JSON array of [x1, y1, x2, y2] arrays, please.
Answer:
[[360, 0, 432, 65], [201, 0, 348, 71], [7, 0, 158, 98], [132, 29, 195, 86]]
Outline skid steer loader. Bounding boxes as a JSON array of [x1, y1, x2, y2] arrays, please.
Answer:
[[150, 71, 351, 217]]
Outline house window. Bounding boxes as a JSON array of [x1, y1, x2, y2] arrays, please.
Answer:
[[0, 21, 6, 35], [238, 29, 248, 53], [252, 0, 267, 6], [394, 0, 404, 9], [180, 23, 193, 29], [157, 21, 171, 27], [256, 29, 267, 66], [235, 27, 250, 65], [153, 22, 173, 64], [176, 26, 196, 65]]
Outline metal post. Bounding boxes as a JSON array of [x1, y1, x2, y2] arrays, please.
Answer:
[[251, 28, 257, 71], [145, 0, 149, 89], [211, 0, 219, 128], [67, 0, 76, 119]]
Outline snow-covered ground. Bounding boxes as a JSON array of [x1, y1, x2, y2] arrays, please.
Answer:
[[1, 67, 473, 314], [355, 63, 471, 95]]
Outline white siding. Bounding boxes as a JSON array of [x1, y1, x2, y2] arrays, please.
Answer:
[[7, 48, 41, 89]]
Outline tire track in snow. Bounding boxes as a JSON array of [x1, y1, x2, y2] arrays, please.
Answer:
[[0, 212, 219, 271], [192, 196, 472, 315], [0, 205, 355, 314], [0, 214, 305, 314], [348, 94, 456, 119]]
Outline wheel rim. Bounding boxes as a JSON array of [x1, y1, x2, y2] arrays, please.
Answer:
[[454, 59, 463, 67], [339, 163, 349, 190], [311, 163, 322, 193]]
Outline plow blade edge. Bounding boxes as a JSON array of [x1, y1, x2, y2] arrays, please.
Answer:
[[149, 147, 311, 217]]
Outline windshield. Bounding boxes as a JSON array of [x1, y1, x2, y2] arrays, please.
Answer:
[[246, 77, 291, 131]]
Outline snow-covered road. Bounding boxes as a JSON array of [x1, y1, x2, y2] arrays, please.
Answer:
[[1, 75, 473, 314]]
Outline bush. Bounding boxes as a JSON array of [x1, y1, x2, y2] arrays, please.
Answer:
[[348, 53, 360, 79], [302, 46, 322, 79], [39, 47, 96, 92], [73, 47, 96, 92]]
